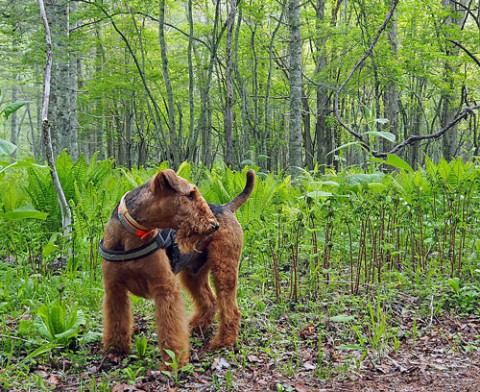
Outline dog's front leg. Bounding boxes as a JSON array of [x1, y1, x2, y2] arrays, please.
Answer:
[[152, 282, 190, 368], [102, 283, 133, 356]]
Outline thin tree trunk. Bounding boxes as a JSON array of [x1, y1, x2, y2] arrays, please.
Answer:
[[288, 0, 303, 174], [45, 0, 78, 158], [383, 3, 399, 152], [186, 0, 196, 162], [10, 82, 18, 160], [224, 0, 236, 166], [38, 0, 71, 234], [314, 0, 333, 170], [159, 0, 180, 167]]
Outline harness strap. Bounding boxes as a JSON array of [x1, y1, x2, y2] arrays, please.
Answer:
[[99, 229, 174, 262]]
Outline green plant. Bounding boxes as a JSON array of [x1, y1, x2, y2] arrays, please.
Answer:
[[160, 349, 194, 385], [34, 300, 86, 345], [122, 366, 145, 384], [135, 336, 148, 358], [445, 277, 480, 314]]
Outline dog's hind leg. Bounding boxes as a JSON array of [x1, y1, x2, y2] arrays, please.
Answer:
[[180, 267, 217, 336], [151, 277, 190, 368], [209, 267, 241, 350]]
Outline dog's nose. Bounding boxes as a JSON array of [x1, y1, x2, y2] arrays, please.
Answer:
[[211, 221, 220, 231]]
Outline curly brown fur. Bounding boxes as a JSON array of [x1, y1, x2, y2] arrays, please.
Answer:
[[101, 169, 219, 368], [172, 170, 255, 350]]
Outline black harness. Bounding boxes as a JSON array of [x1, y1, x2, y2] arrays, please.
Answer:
[[99, 229, 174, 262]]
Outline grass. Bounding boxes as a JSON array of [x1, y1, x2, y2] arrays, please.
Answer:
[[0, 257, 478, 390]]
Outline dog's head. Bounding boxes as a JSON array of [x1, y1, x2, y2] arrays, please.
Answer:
[[149, 169, 219, 252]]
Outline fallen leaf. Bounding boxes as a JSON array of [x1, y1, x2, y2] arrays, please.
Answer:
[[212, 356, 230, 370], [247, 354, 262, 363], [47, 374, 61, 386], [295, 381, 308, 392], [303, 361, 316, 370], [112, 382, 145, 392]]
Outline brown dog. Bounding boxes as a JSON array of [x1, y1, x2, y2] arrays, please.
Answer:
[[99, 169, 219, 367], [167, 169, 255, 350]]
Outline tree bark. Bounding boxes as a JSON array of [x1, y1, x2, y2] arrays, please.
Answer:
[[314, 0, 334, 170], [383, 4, 399, 153], [288, 0, 303, 174], [224, 0, 236, 166], [45, 0, 78, 159], [159, 0, 180, 167]]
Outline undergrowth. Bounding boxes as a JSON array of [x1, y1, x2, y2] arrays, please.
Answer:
[[0, 154, 479, 390]]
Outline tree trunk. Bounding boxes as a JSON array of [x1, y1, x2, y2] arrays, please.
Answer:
[[159, 0, 180, 167], [440, 0, 466, 160], [383, 4, 399, 152], [186, 0, 196, 163], [45, 0, 77, 159], [288, 0, 303, 174], [314, 0, 333, 170], [38, 0, 72, 234], [224, 0, 236, 167]]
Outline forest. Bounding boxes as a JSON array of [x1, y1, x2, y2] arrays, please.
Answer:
[[0, 0, 479, 391]]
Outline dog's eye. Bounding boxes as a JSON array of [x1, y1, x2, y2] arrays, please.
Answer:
[[187, 191, 195, 200]]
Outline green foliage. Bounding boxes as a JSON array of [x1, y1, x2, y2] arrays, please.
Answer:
[[161, 349, 195, 385], [1, 157, 480, 390], [34, 300, 86, 345]]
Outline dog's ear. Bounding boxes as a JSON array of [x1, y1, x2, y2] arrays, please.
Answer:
[[151, 169, 193, 195]]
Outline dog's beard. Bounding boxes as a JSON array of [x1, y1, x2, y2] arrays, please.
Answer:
[[175, 229, 204, 253]]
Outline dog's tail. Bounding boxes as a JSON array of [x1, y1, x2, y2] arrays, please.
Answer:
[[224, 169, 255, 212]]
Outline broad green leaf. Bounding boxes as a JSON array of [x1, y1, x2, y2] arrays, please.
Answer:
[[0, 206, 48, 220], [384, 154, 413, 172], [304, 190, 334, 198], [1, 101, 29, 119], [330, 315, 355, 322], [363, 131, 396, 142], [0, 139, 17, 155]]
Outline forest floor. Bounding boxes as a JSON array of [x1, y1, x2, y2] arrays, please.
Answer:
[[12, 310, 478, 392]]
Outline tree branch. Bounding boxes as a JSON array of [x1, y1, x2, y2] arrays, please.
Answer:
[[448, 39, 480, 68], [381, 105, 480, 157], [334, 0, 399, 155], [334, 0, 480, 159]]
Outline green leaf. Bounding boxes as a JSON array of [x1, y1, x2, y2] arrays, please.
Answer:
[[337, 344, 365, 351], [0, 139, 17, 155], [0, 206, 48, 220], [363, 131, 396, 142], [345, 173, 385, 188], [20, 342, 62, 364], [384, 154, 413, 172], [1, 101, 29, 119], [304, 190, 334, 198], [330, 314, 355, 323], [447, 277, 461, 294]]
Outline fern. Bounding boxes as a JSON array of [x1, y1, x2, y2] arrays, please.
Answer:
[[25, 165, 61, 232]]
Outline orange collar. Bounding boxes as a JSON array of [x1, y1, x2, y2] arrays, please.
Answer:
[[118, 192, 158, 240]]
